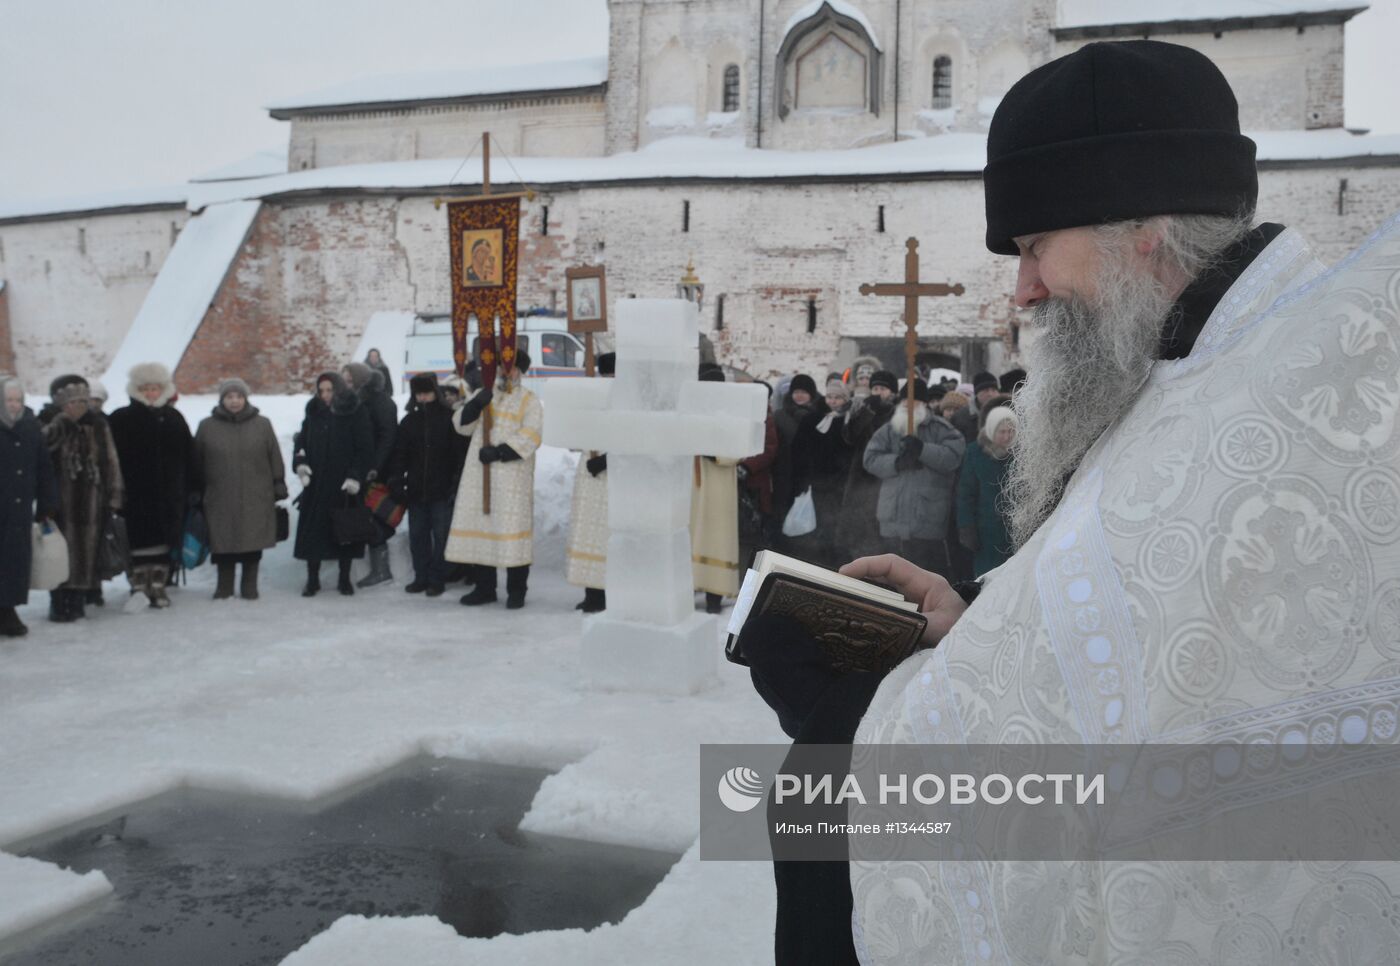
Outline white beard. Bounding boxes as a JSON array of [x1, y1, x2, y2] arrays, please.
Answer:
[[1004, 250, 1177, 549]]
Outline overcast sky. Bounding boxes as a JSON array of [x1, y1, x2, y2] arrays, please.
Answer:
[[1, 0, 1397, 207]]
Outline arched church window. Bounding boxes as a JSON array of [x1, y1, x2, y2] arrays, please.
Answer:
[[932, 55, 953, 110], [775, 2, 883, 119], [722, 64, 741, 112]]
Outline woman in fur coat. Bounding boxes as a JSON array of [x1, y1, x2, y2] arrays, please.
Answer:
[[1, 377, 59, 636], [107, 362, 193, 609], [293, 371, 374, 596], [43, 376, 124, 622], [194, 378, 288, 601]]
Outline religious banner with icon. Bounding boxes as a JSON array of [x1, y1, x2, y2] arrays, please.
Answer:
[[447, 196, 520, 384]]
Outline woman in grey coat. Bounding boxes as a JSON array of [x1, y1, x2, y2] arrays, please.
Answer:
[[862, 380, 966, 578], [194, 378, 287, 600]]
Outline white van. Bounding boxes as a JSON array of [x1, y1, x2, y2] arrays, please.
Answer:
[[402, 313, 595, 389]]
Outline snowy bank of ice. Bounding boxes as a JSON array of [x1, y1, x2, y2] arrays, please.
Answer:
[[0, 854, 111, 953]]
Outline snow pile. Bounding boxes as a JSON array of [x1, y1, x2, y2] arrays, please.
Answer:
[[1058, 0, 1368, 28], [99, 200, 261, 390], [0, 183, 187, 223], [268, 56, 609, 114], [2, 392, 786, 964], [0, 854, 110, 950]]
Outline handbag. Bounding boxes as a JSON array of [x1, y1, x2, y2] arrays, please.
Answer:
[[30, 521, 71, 591], [96, 512, 129, 580], [781, 487, 818, 538], [364, 482, 406, 530], [275, 505, 290, 543], [182, 506, 210, 569], [330, 493, 380, 546]]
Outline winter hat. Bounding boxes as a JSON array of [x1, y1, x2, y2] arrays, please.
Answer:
[[984, 40, 1257, 255], [440, 375, 468, 398], [928, 383, 947, 403], [788, 374, 818, 399], [409, 373, 438, 395], [344, 361, 374, 391], [869, 370, 898, 394], [906, 378, 931, 403], [597, 352, 617, 376], [999, 368, 1027, 394], [940, 391, 970, 414], [52, 376, 90, 406], [127, 361, 175, 406], [972, 371, 998, 394], [824, 377, 850, 400], [984, 406, 1019, 441], [513, 349, 531, 375], [217, 377, 251, 401], [315, 371, 348, 396], [87, 380, 108, 403]]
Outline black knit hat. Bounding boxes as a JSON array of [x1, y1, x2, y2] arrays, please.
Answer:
[[869, 370, 898, 393], [789, 374, 818, 398], [409, 373, 438, 394], [999, 368, 1027, 394], [597, 352, 616, 376], [972, 371, 998, 394], [983, 40, 1257, 256]]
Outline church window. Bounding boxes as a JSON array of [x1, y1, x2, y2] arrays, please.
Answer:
[[683, 199, 691, 232], [723, 64, 741, 112], [776, 3, 882, 119], [932, 56, 953, 110], [716, 293, 726, 331], [807, 297, 818, 333], [541, 204, 550, 235], [878, 205, 885, 232]]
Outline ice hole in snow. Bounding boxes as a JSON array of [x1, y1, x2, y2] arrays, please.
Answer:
[[8, 756, 681, 965]]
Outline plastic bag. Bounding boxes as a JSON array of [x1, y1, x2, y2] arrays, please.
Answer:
[[781, 487, 817, 538], [30, 521, 70, 590]]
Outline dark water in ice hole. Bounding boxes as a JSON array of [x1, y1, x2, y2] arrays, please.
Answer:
[[10, 757, 681, 966]]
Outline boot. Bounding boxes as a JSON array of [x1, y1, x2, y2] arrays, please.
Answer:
[[705, 592, 723, 615], [505, 565, 528, 610], [50, 590, 75, 623], [302, 560, 321, 598], [576, 587, 606, 614], [213, 561, 236, 600], [337, 558, 355, 596], [1, 606, 28, 637], [405, 577, 429, 594], [86, 587, 105, 607], [357, 543, 393, 588], [147, 564, 172, 609], [240, 560, 260, 601]]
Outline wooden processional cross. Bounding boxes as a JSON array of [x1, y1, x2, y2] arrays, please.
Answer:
[[858, 238, 966, 434]]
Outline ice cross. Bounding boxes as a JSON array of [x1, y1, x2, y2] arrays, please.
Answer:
[[542, 299, 768, 694]]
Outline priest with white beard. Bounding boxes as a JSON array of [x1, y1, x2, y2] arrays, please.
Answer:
[[741, 39, 1400, 965]]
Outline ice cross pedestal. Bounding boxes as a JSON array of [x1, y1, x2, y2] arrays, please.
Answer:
[[543, 299, 767, 694]]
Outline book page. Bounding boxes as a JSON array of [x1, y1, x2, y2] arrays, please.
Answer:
[[753, 550, 916, 611]]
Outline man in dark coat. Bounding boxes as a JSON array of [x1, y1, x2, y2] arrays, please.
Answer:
[[107, 362, 192, 610], [738, 387, 780, 573], [772, 374, 824, 545], [385, 373, 467, 596], [343, 361, 399, 588], [790, 377, 854, 568], [1, 377, 60, 636], [44, 376, 124, 622], [834, 369, 897, 562], [293, 372, 375, 596]]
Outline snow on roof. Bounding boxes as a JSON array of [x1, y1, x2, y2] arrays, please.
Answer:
[[100, 200, 261, 388], [266, 56, 609, 115], [180, 128, 1400, 211], [0, 184, 188, 223], [782, 0, 883, 51], [1058, 0, 1367, 29], [190, 149, 288, 184]]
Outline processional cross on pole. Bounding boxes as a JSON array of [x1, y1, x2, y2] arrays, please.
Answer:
[[859, 237, 965, 434]]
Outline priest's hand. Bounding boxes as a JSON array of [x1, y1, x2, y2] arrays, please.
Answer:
[[479, 445, 501, 464], [586, 454, 607, 476], [839, 554, 967, 647]]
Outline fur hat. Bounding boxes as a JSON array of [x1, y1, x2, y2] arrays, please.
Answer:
[[972, 371, 998, 394], [52, 376, 90, 406], [869, 370, 898, 394], [409, 373, 438, 395], [87, 379, 109, 402], [999, 368, 1027, 394], [127, 362, 175, 407], [850, 355, 881, 383], [984, 406, 1019, 441], [940, 391, 970, 413], [217, 377, 251, 401], [343, 361, 374, 391], [788, 374, 818, 399], [597, 352, 617, 376]]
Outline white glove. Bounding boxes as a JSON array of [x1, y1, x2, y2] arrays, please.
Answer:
[[341, 478, 361, 496], [296, 464, 312, 487]]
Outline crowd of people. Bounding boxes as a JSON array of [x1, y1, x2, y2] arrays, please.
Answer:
[[0, 342, 1026, 636]]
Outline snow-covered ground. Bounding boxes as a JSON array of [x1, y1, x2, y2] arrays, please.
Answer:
[[1, 393, 786, 964]]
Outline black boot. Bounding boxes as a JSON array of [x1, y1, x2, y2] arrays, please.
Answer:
[[0, 606, 27, 637], [85, 587, 105, 607], [576, 587, 606, 613], [240, 560, 260, 601], [213, 561, 236, 600], [337, 557, 355, 596], [302, 560, 321, 598], [357, 543, 393, 588], [506, 565, 529, 610], [705, 592, 723, 615], [460, 566, 497, 606]]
